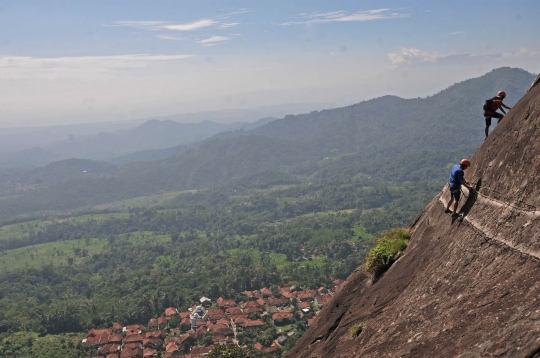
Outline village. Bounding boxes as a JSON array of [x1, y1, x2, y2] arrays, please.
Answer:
[[82, 281, 343, 358]]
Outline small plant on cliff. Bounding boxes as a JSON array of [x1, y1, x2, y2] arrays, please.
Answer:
[[365, 228, 411, 274], [349, 321, 367, 338]]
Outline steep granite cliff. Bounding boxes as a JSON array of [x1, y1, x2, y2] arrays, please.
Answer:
[[285, 77, 540, 358]]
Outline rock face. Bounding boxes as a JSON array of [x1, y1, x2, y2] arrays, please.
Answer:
[[285, 78, 540, 358]]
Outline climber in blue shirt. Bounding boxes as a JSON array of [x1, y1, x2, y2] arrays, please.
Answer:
[[445, 159, 473, 216]]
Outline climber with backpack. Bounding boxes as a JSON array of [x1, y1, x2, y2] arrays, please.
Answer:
[[445, 159, 474, 217], [484, 90, 512, 139]]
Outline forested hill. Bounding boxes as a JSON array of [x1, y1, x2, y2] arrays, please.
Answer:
[[0, 67, 535, 219], [251, 67, 534, 155]]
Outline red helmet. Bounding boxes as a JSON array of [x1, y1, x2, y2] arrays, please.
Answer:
[[497, 90, 506, 98], [460, 159, 471, 167]]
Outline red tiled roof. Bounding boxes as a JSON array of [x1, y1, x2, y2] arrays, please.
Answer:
[[216, 297, 237, 308], [165, 342, 179, 353], [256, 298, 267, 306], [243, 306, 262, 314], [272, 312, 294, 320], [254, 342, 280, 353], [307, 316, 317, 326], [226, 306, 243, 315], [296, 290, 317, 301], [108, 334, 122, 343], [241, 301, 260, 309], [147, 319, 158, 328], [98, 344, 121, 354], [179, 311, 191, 319], [146, 330, 167, 339], [298, 301, 310, 309], [267, 297, 289, 306], [165, 307, 178, 316], [243, 319, 265, 328], [143, 347, 157, 357], [157, 316, 171, 326], [260, 287, 272, 295], [123, 334, 144, 344], [112, 322, 123, 330], [120, 344, 143, 358], [106, 354, 119, 358]]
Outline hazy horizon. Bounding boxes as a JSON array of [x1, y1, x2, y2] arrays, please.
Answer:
[[1, 0, 539, 127]]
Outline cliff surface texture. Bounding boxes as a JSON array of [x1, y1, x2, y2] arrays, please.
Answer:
[[285, 77, 540, 358]]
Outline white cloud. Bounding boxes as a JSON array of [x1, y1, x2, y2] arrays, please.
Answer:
[[218, 22, 240, 29], [500, 47, 540, 59], [0, 54, 194, 79], [111, 19, 216, 31], [388, 48, 445, 64], [163, 19, 217, 31], [199, 36, 230, 44], [281, 9, 409, 25], [157, 35, 186, 41]]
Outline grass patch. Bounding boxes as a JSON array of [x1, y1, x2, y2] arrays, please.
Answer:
[[349, 321, 367, 337], [0, 237, 106, 271], [364, 228, 411, 274]]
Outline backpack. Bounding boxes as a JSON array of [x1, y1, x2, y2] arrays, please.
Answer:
[[483, 97, 495, 111]]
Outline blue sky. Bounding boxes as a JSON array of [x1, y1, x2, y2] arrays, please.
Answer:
[[1, 0, 539, 126]]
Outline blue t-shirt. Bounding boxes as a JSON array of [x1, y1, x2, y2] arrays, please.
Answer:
[[448, 165, 464, 189]]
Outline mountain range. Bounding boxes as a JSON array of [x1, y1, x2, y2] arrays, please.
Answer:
[[0, 67, 535, 219]]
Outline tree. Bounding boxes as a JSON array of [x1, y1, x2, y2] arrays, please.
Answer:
[[207, 344, 250, 358]]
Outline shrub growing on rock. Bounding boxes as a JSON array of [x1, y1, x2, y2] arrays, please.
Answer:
[[365, 228, 411, 274]]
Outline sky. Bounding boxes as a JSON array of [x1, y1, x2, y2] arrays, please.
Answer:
[[1, 0, 540, 127]]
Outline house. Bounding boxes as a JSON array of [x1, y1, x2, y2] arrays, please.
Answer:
[[297, 301, 310, 313], [216, 297, 237, 308], [165, 342, 180, 354], [241, 301, 260, 310], [254, 342, 280, 353], [267, 297, 290, 307], [211, 333, 234, 345], [277, 335, 288, 345], [189, 346, 214, 356], [207, 308, 226, 322], [231, 314, 249, 326], [256, 298, 267, 307], [165, 307, 178, 316], [199, 296, 212, 307], [106, 354, 119, 358], [216, 318, 230, 326], [123, 334, 144, 344], [260, 287, 272, 296], [98, 344, 121, 355], [142, 338, 161, 348], [83, 328, 113, 346], [112, 322, 123, 332], [317, 286, 328, 294], [146, 330, 167, 339], [307, 316, 317, 327], [190, 306, 208, 328], [243, 319, 265, 329], [226, 306, 243, 315], [124, 325, 145, 335], [143, 347, 158, 358], [196, 325, 208, 337], [244, 290, 262, 299], [179, 311, 191, 319], [314, 294, 331, 307], [180, 316, 191, 328], [280, 286, 295, 299], [243, 306, 262, 314], [295, 290, 317, 302], [120, 344, 143, 358], [108, 334, 122, 344], [272, 312, 294, 325], [147, 318, 158, 328], [157, 316, 171, 327]]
